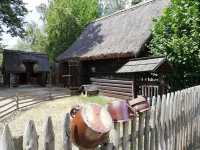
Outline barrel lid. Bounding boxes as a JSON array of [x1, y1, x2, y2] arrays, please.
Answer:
[[81, 103, 113, 133]]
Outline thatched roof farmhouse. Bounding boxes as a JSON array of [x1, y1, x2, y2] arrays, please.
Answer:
[[57, 0, 169, 61], [56, 0, 170, 90]]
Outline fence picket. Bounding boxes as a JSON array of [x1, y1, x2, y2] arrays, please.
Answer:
[[0, 125, 15, 150], [44, 116, 55, 150], [130, 117, 137, 150], [23, 120, 38, 150], [1, 85, 200, 149], [122, 121, 129, 150], [63, 113, 72, 150], [138, 113, 145, 150], [114, 122, 120, 150], [144, 98, 151, 150], [149, 96, 156, 150]]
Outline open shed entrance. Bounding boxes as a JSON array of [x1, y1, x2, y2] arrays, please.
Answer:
[[61, 59, 80, 90], [18, 61, 35, 84]]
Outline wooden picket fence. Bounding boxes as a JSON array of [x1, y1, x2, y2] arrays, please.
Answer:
[[0, 88, 69, 119], [1, 85, 200, 150]]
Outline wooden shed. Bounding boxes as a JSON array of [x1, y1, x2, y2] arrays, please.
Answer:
[[2, 50, 49, 87], [56, 0, 171, 97]]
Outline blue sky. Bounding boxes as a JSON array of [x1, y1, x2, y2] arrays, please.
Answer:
[[2, 0, 48, 49]]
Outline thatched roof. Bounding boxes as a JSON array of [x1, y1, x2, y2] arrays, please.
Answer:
[[3, 50, 49, 73], [57, 0, 170, 62], [116, 56, 172, 73]]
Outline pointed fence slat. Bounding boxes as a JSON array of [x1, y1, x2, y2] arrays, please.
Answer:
[[114, 122, 120, 149], [63, 113, 72, 150], [1, 85, 200, 150], [0, 125, 15, 150], [44, 116, 55, 150], [23, 120, 38, 150]]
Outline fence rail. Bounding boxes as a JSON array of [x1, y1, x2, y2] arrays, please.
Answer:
[[1, 85, 200, 150], [0, 88, 69, 119]]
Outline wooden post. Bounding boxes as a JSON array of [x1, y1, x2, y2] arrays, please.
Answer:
[[138, 113, 145, 150], [44, 116, 55, 150], [130, 117, 137, 150], [63, 113, 72, 150], [122, 121, 129, 150], [114, 122, 120, 150], [23, 120, 38, 150], [16, 93, 19, 110], [155, 95, 161, 150], [0, 125, 15, 150], [149, 97, 155, 150]]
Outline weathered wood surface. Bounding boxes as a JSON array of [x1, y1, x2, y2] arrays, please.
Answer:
[[23, 120, 38, 150], [63, 113, 72, 150], [1, 85, 200, 150], [0, 125, 15, 150], [44, 117, 55, 150]]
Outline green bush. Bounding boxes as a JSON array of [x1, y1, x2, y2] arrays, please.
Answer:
[[149, 0, 200, 90]]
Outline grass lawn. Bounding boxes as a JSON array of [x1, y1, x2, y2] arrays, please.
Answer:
[[78, 95, 111, 105], [0, 95, 116, 150]]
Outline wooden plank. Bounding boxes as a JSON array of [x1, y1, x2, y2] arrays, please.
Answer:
[[93, 82, 132, 88], [44, 116, 55, 150], [0, 96, 16, 102], [144, 110, 150, 150], [0, 104, 16, 114], [91, 78, 132, 85], [149, 96, 156, 150], [160, 94, 166, 150], [0, 125, 15, 150], [0, 100, 16, 109], [23, 120, 38, 150], [63, 113, 72, 150], [138, 113, 145, 150], [130, 117, 137, 150], [155, 95, 161, 150], [19, 100, 44, 109], [114, 122, 120, 150], [100, 89, 132, 97], [0, 109, 17, 119], [122, 121, 129, 150], [97, 86, 132, 93]]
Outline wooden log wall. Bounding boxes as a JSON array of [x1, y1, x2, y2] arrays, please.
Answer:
[[91, 78, 133, 100], [1, 85, 200, 150], [91, 77, 161, 100]]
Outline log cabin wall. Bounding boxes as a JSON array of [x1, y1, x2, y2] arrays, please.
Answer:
[[80, 57, 131, 84]]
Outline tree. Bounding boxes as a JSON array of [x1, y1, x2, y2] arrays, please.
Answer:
[[14, 3, 48, 52], [46, 0, 98, 60], [0, 0, 27, 44], [149, 0, 200, 90]]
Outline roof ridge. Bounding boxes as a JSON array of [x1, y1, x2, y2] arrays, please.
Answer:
[[3, 49, 47, 55], [91, 0, 155, 24]]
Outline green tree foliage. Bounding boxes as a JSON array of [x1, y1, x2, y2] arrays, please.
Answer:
[[14, 3, 48, 52], [149, 0, 200, 90], [46, 0, 98, 60], [0, 0, 27, 43]]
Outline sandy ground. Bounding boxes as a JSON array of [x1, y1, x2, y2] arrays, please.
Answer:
[[0, 87, 115, 150]]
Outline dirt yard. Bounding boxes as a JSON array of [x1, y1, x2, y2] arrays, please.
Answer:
[[0, 87, 114, 150]]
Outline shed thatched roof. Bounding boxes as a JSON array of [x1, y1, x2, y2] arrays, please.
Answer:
[[57, 0, 170, 61], [116, 56, 172, 73], [3, 50, 49, 73]]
